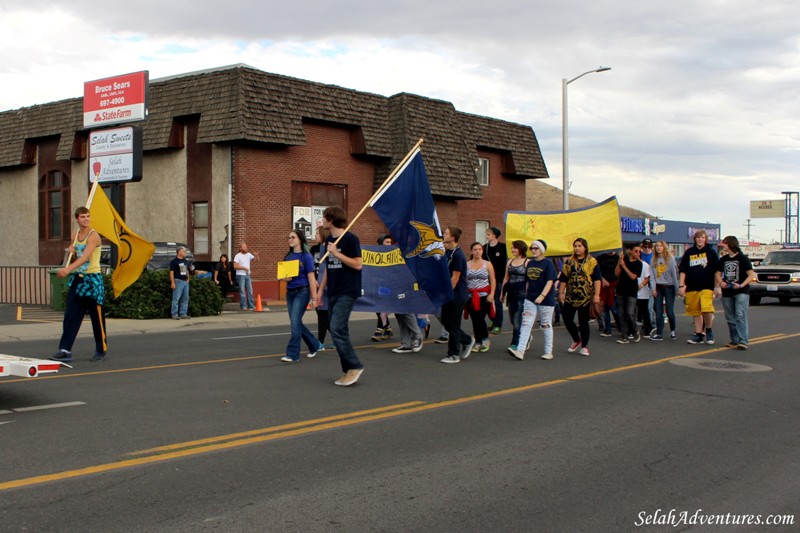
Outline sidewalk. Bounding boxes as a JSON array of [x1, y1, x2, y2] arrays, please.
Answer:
[[0, 302, 377, 343]]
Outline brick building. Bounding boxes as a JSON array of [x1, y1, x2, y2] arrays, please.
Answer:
[[0, 64, 549, 299]]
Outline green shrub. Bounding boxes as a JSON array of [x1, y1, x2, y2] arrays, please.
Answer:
[[103, 271, 223, 319]]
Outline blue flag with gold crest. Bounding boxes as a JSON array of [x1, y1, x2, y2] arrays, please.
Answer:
[[369, 149, 454, 307]]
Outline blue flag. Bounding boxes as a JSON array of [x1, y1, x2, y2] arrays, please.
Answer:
[[369, 149, 454, 307]]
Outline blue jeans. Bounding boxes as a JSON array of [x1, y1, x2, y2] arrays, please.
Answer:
[[722, 293, 749, 344], [328, 294, 363, 372], [517, 300, 554, 355], [171, 279, 189, 317], [285, 286, 320, 361], [654, 285, 677, 336], [492, 289, 504, 328], [237, 274, 254, 309], [506, 290, 525, 346]]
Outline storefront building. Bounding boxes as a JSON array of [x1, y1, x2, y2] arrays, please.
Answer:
[[0, 65, 549, 300]]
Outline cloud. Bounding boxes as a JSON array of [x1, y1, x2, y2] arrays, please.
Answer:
[[1, 0, 799, 243]]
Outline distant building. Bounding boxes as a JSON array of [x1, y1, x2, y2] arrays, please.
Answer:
[[0, 64, 548, 298]]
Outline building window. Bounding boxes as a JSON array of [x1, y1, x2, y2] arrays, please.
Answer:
[[192, 202, 209, 255], [476, 157, 489, 187], [475, 220, 490, 243], [38, 170, 70, 240]]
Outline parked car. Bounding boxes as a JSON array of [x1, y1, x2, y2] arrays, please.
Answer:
[[749, 248, 800, 305], [99, 242, 194, 271], [146, 242, 194, 271]]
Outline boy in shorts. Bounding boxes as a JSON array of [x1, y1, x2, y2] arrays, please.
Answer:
[[678, 230, 718, 344]]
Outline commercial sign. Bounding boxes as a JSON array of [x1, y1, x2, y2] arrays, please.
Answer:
[[88, 126, 143, 183], [83, 71, 149, 128], [749, 199, 785, 219], [620, 217, 667, 236]]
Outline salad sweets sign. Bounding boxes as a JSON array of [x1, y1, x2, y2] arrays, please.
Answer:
[[89, 126, 143, 183], [83, 71, 149, 128]]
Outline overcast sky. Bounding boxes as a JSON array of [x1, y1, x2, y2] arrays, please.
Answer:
[[2, 0, 798, 243]]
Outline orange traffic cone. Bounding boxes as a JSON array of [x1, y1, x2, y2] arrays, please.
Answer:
[[255, 294, 264, 312]]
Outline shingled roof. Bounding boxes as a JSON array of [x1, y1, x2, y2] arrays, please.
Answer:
[[0, 64, 548, 199]]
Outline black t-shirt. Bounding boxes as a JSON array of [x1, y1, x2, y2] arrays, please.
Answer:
[[597, 252, 620, 282], [616, 257, 642, 298], [447, 246, 468, 302], [717, 253, 753, 296], [483, 242, 507, 282], [170, 257, 191, 281], [325, 232, 362, 298], [679, 245, 719, 291]]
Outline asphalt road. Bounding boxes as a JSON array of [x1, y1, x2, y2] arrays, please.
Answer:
[[1, 304, 798, 532]]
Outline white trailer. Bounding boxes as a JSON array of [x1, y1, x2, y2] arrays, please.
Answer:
[[0, 354, 66, 378]]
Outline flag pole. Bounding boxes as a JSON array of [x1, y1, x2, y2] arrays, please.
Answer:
[[320, 138, 424, 261], [64, 175, 102, 266]]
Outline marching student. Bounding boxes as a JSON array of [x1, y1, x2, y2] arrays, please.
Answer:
[[50, 206, 107, 363], [508, 239, 556, 361]]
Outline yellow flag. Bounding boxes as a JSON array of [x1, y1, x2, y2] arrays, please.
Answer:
[[504, 197, 623, 257], [90, 187, 155, 297]]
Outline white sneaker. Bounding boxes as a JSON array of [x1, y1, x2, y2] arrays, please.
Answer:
[[307, 342, 325, 358], [507, 346, 524, 360], [579, 346, 590, 356], [440, 354, 460, 364], [334, 368, 364, 386], [541, 353, 554, 360], [411, 339, 423, 353], [460, 337, 476, 359]]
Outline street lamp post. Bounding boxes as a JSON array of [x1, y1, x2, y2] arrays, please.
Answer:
[[562, 67, 611, 210]]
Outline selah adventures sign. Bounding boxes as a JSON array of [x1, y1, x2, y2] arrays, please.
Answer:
[[83, 71, 149, 128], [88, 126, 143, 183]]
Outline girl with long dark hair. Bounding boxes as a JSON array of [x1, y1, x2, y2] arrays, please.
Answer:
[[557, 238, 602, 356], [280, 230, 323, 363]]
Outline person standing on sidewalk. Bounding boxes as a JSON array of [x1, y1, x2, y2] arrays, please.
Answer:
[[440, 226, 476, 364], [715, 236, 755, 350], [315, 206, 364, 386], [483, 226, 507, 335], [234, 243, 259, 311], [169, 246, 193, 320], [678, 230, 719, 345], [51, 206, 107, 363]]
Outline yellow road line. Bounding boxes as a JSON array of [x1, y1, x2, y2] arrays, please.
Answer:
[[1, 332, 796, 491], [129, 401, 426, 455]]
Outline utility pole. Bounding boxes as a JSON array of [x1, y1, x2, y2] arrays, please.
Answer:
[[743, 219, 755, 242]]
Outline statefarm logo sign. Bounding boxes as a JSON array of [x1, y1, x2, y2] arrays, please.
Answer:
[[83, 71, 149, 128]]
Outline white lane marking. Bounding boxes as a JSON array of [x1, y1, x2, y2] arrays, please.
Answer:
[[12, 401, 86, 412], [211, 332, 290, 340], [0, 410, 13, 415], [0, 421, 15, 425]]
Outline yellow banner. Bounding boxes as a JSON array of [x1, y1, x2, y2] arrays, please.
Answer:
[[361, 248, 406, 267], [504, 197, 623, 257], [90, 187, 155, 297]]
